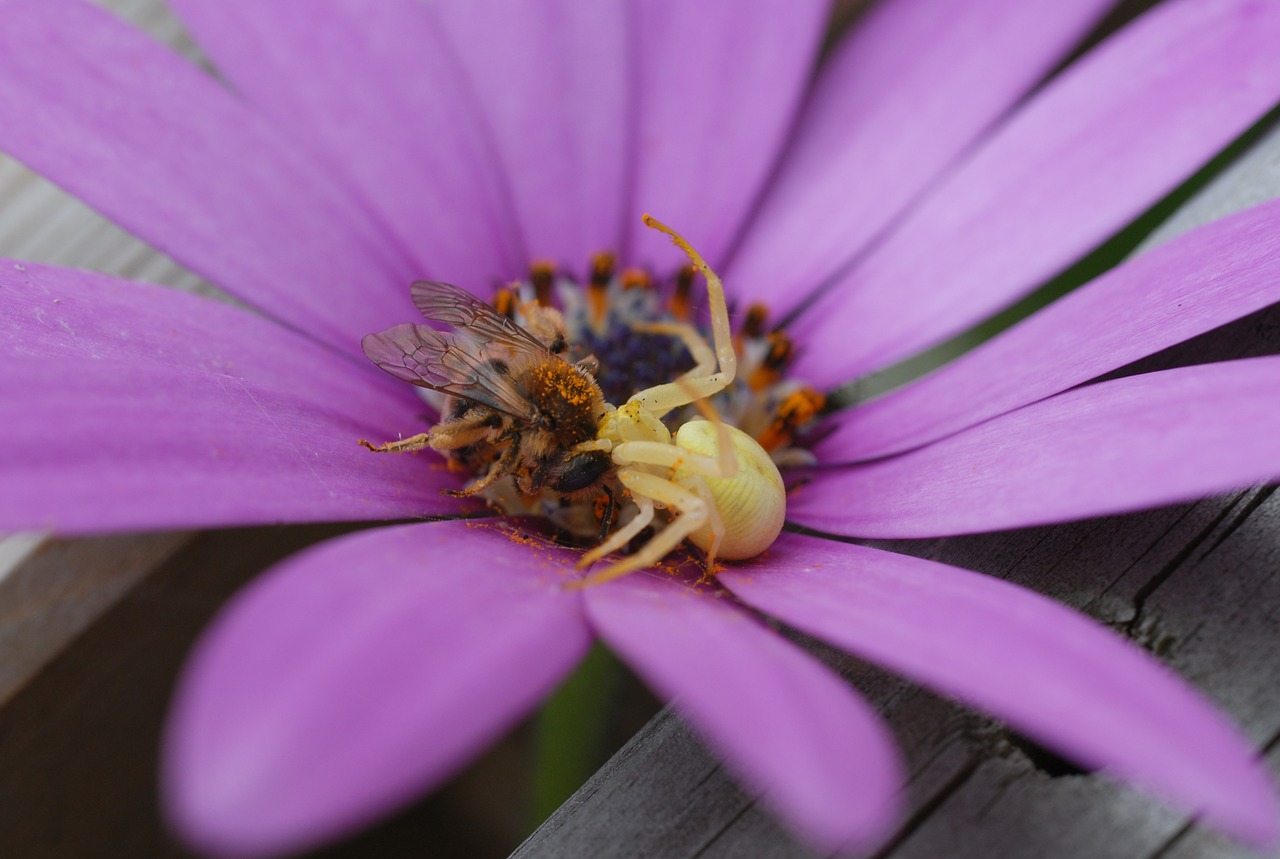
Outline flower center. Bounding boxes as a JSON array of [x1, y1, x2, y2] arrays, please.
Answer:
[[463, 251, 825, 540]]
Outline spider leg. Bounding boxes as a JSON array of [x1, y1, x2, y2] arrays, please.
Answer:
[[684, 394, 737, 479], [576, 495, 656, 569], [572, 469, 708, 587], [611, 439, 734, 480], [641, 215, 734, 379], [628, 371, 732, 418], [627, 215, 737, 419], [687, 475, 724, 579], [634, 321, 714, 378]]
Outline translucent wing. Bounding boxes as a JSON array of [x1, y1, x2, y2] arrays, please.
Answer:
[[361, 323, 539, 421], [411, 280, 551, 356]]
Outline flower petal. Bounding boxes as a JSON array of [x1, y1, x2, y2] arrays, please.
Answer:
[[793, 0, 1280, 385], [164, 520, 591, 858], [791, 357, 1280, 538], [431, 0, 632, 270], [0, 262, 457, 533], [168, 0, 526, 286], [820, 198, 1280, 462], [721, 536, 1280, 845], [584, 570, 903, 855], [624, 0, 828, 269], [728, 0, 1113, 306], [0, 0, 416, 352]]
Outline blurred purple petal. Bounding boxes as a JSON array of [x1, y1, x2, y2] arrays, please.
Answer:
[[794, 0, 1280, 385], [625, 0, 827, 269], [721, 536, 1279, 845], [0, 0, 416, 353], [792, 357, 1280, 538], [820, 198, 1280, 462], [585, 571, 903, 855], [169, 0, 527, 285], [729, 0, 1112, 306], [0, 262, 458, 533], [165, 521, 590, 859], [432, 0, 631, 270]]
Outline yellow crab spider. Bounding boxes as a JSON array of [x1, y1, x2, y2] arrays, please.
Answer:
[[572, 215, 786, 587]]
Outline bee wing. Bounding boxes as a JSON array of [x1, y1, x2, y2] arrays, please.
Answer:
[[411, 280, 550, 356], [361, 323, 539, 421]]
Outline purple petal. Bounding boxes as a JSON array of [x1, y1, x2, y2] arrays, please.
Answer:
[[793, 0, 1280, 385], [585, 570, 903, 854], [169, 0, 526, 286], [0, 0, 416, 353], [431, 0, 632, 270], [721, 536, 1279, 845], [728, 0, 1112, 307], [165, 520, 591, 858], [792, 357, 1280, 538], [0, 262, 459, 533], [820, 198, 1280, 462], [624, 0, 827, 270]]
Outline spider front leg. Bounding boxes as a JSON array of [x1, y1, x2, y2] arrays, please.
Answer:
[[635, 321, 715, 379], [572, 468, 718, 588], [629, 215, 737, 419]]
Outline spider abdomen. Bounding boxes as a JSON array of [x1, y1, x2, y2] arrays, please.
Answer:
[[674, 420, 785, 560]]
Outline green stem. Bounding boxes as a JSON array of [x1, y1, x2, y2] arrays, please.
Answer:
[[526, 642, 622, 829]]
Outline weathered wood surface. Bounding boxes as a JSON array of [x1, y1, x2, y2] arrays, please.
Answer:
[[512, 85, 1280, 859]]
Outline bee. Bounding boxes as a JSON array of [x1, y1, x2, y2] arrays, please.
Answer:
[[362, 215, 786, 586], [360, 279, 614, 499]]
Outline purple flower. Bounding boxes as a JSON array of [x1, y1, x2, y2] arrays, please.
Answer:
[[2, 0, 1280, 856]]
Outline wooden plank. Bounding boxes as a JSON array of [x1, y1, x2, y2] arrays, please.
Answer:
[[0, 532, 189, 706]]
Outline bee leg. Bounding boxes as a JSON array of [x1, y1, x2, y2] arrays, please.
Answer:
[[445, 440, 521, 497], [596, 486, 617, 544], [359, 433, 432, 453]]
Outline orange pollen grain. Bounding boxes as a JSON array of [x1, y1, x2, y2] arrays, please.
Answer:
[[748, 331, 794, 391], [621, 267, 652, 290], [757, 388, 826, 452], [492, 287, 517, 319]]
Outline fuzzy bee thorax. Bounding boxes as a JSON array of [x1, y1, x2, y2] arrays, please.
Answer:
[[519, 360, 605, 445]]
